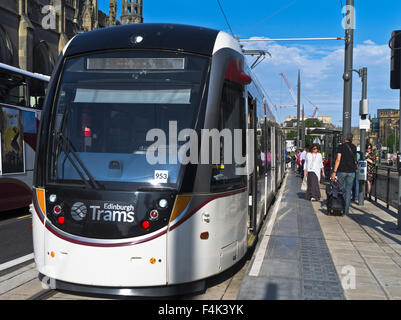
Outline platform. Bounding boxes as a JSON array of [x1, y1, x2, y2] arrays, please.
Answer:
[[238, 170, 401, 300]]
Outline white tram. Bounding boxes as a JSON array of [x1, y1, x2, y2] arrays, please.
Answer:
[[32, 24, 285, 296]]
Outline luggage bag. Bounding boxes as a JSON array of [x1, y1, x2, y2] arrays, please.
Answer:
[[326, 179, 346, 216]]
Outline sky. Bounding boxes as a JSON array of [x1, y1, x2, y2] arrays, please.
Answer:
[[98, 0, 401, 127]]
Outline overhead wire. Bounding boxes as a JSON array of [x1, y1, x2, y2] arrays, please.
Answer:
[[340, 0, 345, 17], [250, 71, 283, 123], [216, 0, 235, 38], [238, 0, 299, 36]]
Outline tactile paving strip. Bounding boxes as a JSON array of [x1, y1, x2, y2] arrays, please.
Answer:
[[298, 200, 345, 300]]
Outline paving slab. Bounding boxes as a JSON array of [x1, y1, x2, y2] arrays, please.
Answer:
[[314, 177, 401, 300], [238, 172, 345, 300], [239, 170, 401, 300]]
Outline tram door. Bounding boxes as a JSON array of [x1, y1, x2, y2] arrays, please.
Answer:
[[271, 126, 277, 193], [248, 96, 257, 236]]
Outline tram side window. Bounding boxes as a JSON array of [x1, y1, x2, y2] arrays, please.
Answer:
[[211, 82, 246, 191], [29, 78, 47, 109], [266, 123, 272, 172]]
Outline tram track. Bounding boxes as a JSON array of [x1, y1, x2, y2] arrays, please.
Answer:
[[27, 289, 57, 300]]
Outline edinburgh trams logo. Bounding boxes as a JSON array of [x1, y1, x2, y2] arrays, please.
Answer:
[[70, 202, 87, 221], [71, 202, 136, 223]]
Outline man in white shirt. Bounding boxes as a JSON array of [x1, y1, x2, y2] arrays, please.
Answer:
[[300, 147, 308, 179]]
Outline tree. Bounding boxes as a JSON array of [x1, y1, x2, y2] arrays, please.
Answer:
[[386, 133, 399, 153], [304, 118, 323, 128], [286, 130, 297, 140]]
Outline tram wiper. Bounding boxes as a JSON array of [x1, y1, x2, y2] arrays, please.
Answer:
[[56, 132, 102, 190], [136, 186, 177, 192]]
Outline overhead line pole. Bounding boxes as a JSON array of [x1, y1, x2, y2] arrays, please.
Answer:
[[297, 70, 301, 150], [342, 0, 355, 138], [302, 104, 305, 148]]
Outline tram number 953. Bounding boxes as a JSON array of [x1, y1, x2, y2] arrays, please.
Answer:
[[154, 170, 169, 183]]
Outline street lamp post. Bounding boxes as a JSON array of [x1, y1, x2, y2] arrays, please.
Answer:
[[353, 67, 368, 205], [342, 0, 355, 138]]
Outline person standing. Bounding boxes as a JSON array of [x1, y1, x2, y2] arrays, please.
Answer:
[[331, 134, 357, 215], [365, 144, 376, 199], [300, 147, 308, 179], [352, 148, 361, 202], [304, 145, 325, 201], [296, 149, 302, 175]]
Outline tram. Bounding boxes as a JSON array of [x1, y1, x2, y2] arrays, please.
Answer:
[[0, 63, 49, 212], [32, 24, 285, 296]]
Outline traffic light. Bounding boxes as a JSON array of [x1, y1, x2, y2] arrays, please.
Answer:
[[390, 30, 401, 89]]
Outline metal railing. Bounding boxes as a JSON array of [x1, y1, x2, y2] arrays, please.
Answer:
[[372, 165, 399, 209]]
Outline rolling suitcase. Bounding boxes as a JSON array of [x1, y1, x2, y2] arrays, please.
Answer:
[[326, 179, 346, 216]]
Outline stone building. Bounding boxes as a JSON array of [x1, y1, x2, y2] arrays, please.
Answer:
[[121, 0, 143, 24], [0, 0, 143, 75], [377, 108, 400, 147]]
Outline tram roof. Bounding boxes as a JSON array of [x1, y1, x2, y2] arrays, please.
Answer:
[[64, 24, 221, 57]]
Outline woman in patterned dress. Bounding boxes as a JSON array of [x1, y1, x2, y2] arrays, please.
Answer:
[[365, 144, 376, 197]]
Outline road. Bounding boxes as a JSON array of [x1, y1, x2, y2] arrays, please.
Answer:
[[0, 206, 252, 300], [0, 207, 33, 265]]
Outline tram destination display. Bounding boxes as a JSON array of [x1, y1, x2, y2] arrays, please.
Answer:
[[86, 57, 185, 70]]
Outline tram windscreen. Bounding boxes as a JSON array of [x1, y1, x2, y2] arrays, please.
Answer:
[[47, 50, 209, 189]]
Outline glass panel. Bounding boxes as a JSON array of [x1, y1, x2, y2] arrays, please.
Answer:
[[47, 50, 209, 190], [211, 82, 246, 190]]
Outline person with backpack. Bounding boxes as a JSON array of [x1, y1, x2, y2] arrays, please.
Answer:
[[331, 133, 357, 215]]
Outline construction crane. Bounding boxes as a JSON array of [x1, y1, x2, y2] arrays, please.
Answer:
[[311, 106, 319, 118], [279, 73, 297, 105], [303, 95, 319, 118], [280, 72, 319, 119]]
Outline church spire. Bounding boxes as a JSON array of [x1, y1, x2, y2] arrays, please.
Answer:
[[107, 0, 117, 25], [121, 0, 143, 24]]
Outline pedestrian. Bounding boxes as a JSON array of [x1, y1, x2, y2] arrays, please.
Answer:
[[352, 148, 361, 202], [387, 152, 393, 166], [331, 133, 357, 215], [365, 143, 376, 199], [291, 152, 296, 169], [300, 147, 307, 179], [296, 149, 302, 175], [304, 144, 325, 201]]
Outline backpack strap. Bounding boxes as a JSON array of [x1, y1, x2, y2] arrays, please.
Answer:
[[345, 143, 358, 168]]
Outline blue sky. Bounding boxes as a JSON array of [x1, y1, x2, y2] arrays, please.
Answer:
[[98, 0, 401, 127]]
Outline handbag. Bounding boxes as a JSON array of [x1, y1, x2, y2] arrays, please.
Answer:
[[301, 175, 307, 191]]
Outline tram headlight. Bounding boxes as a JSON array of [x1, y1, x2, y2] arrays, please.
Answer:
[[158, 198, 168, 209], [49, 194, 57, 203]]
